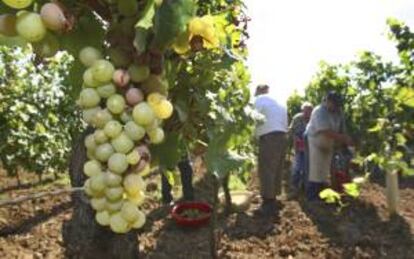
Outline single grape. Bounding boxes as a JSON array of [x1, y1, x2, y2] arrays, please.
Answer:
[[111, 133, 134, 154], [110, 213, 130, 234], [97, 83, 116, 98], [105, 186, 124, 201], [79, 47, 102, 67], [126, 150, 141, 165], [127, 190, 145, 206], [16, 11, 46, 42], [0, 14, 17, 36], [124, 121, 146, 141], [40, 3, 66, 31], [132, 102, 155, 126], [96, 210, 110, 226], [147, 92, 165, 107], [106, 199, 124, 213], [3, 0, 33, 9], [83, 160, 102, 177], [84, 134, 97, 151], [147, 127, 165, 144], [126, 88, 144, 106], [124, 174, 145, 195], [153, 99, 173, 119], [104, 120, 123, 139], [131, 210, 146, 229], [95, 143, 115, 162], [83, 68, 102, 87], [107, 94, 126, 114], [93, 109, 113, 129], [108, 153, 129, 174], [79, 88, 100, 108], [82, 107, 100, 125], [94, 129, 109, 144], [92, 59, 115, 83], [91, 197, 107, 211], [120, 201, 140, 222], [112, 69, 130, 88], [90, 173, 106, 194], [105, 171, 123, 187]]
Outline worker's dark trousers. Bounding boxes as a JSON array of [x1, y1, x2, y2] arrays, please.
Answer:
[[161, 158, 194, 203]]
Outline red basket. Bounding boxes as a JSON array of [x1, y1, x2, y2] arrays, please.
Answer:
[[171, 201, 212, 228]]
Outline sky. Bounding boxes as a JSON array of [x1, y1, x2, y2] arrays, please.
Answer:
[[245, 0, 414, 104]]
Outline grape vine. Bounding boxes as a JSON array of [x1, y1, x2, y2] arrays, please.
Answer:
[[0, 0, 255, 234]]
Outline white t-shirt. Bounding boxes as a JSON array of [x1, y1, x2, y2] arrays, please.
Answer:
[[254, 94, 288, 137]]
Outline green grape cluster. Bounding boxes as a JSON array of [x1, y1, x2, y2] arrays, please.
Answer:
[[0, 2, 73, 57], [78, 46, 173, 233]]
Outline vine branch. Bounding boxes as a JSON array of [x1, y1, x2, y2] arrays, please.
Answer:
[[0, 187, 84, 207]]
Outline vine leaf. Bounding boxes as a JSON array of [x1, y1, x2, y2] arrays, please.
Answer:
[[134, 0, 155, 55], [343, 183, 360, 198], [319, 188, 341, 204], [205, 127, 246, 180], [150, 132, 183, 169], [396, 87, 414, 108], [152, 0, 196, 50]]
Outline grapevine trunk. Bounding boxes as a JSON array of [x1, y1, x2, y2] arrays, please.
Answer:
[[62, 128, 139, 259]]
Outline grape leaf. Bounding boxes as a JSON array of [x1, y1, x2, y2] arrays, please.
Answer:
[[205, 127, 246, 180], [150, 132, 184, 169], [343, 183, 360, 198], [136, 0, 156, 30], [152, 0, 196, 50], [396, 87, 414, 108], [134, 0, 155, 54], [319, 188, 341, 203]]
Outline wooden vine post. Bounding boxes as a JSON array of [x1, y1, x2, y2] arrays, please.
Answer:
[[385, 170, 399, 215]]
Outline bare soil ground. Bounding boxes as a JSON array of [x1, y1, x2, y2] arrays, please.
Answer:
[[0, 167, 413, 259]]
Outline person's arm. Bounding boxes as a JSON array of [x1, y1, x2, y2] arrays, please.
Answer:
[[313, 109, 353, 145], [319, 129, 352, 144]]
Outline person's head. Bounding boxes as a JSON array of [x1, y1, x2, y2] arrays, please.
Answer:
[[325, 91, 343, 112], [255, 84, 269, 96], [301, 102, 313, 119]]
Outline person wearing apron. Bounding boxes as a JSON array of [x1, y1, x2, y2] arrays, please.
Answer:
[[305, 91, 353, 201]]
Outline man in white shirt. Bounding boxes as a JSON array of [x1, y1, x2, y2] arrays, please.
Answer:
[[254, 84, 288, 216]]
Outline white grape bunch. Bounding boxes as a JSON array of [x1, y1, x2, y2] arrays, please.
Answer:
[[78, 46, 173, 234], [0, 2, 73, 57]]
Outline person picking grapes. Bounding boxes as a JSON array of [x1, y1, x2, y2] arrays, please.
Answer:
[[254, 84, 288, 216], [288, 101, 313, 198], [305, 91, 354, 201]]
